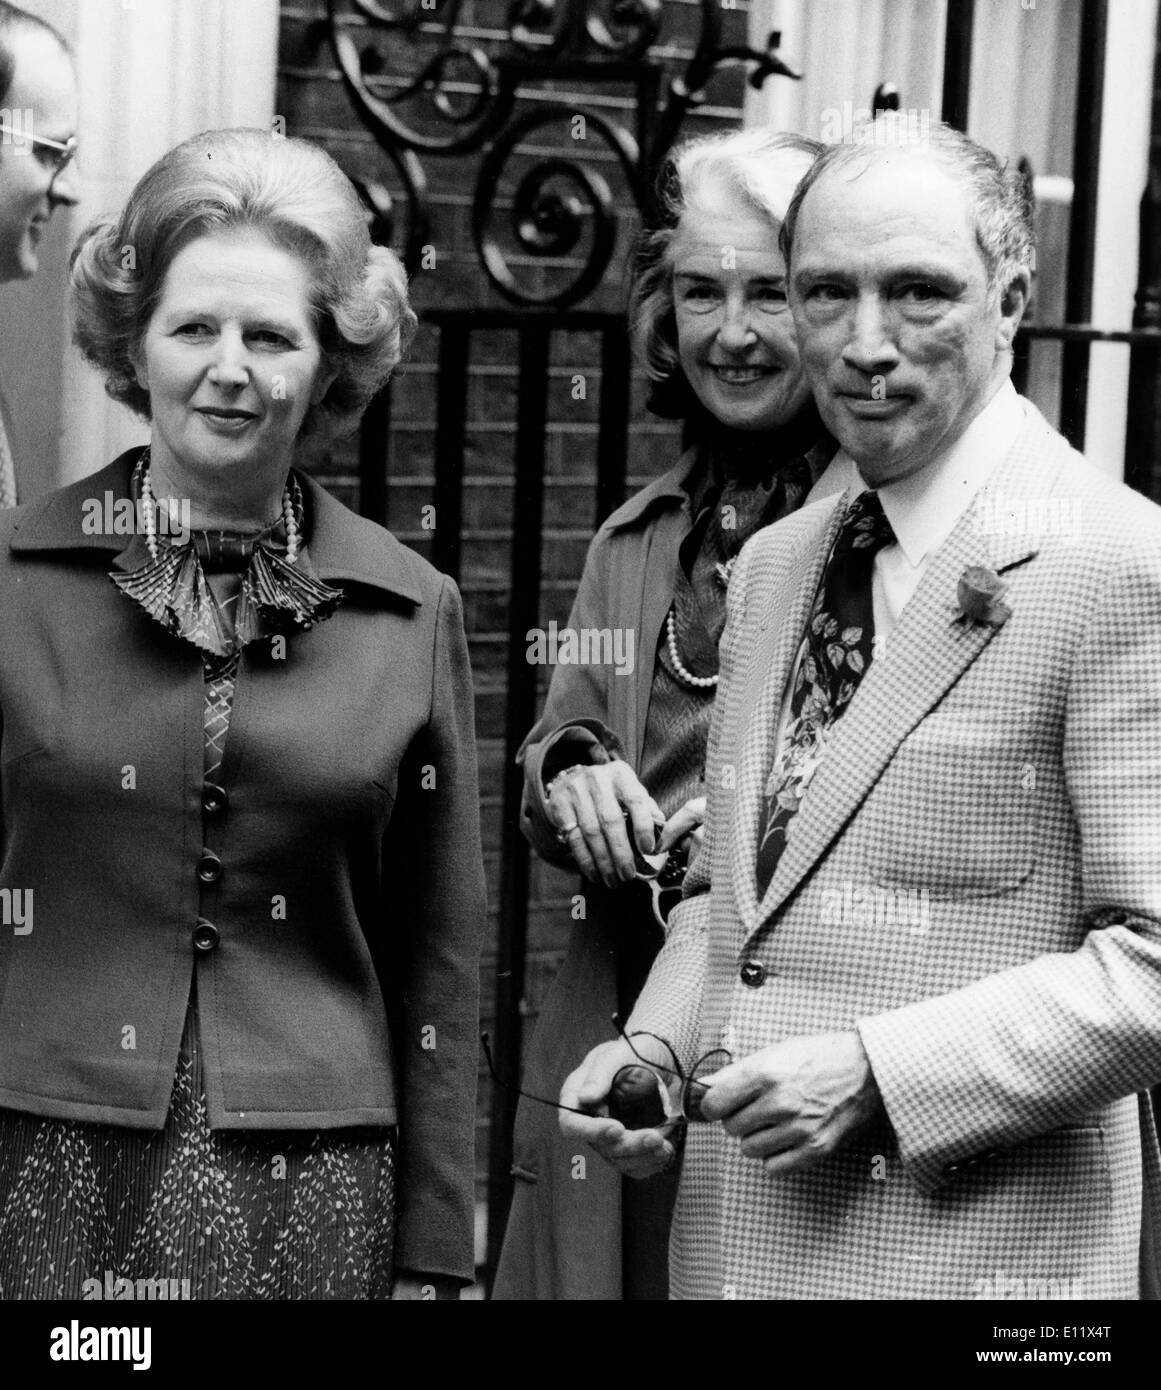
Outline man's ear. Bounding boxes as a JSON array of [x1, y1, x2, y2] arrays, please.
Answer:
[[995, 268, 1031, 351]]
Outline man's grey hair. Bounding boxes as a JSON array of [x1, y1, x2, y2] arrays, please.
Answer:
[[780, 115, 1035, 299]]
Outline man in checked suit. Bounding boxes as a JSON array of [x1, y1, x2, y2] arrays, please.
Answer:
[[560, 117, 1161, 1300]]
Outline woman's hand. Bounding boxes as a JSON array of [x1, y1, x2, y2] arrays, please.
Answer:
[[390, 1272, 461, 1300], [655, 795, 706, 859], [547, 762, 664, 888]]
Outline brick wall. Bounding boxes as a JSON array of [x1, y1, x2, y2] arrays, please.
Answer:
[[277, 0, 749, 1205]]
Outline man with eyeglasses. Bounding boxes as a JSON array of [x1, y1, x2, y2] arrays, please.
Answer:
[[0, 1, 78, 508]]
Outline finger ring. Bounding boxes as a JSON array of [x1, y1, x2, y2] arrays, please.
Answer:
[[555, 822, 580, 844]]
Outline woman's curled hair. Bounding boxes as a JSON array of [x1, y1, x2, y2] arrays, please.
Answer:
[[70, 127, 417, 440]]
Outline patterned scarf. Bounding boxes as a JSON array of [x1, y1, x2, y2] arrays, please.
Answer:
[[110, 456, 344, 657], [668, 405, 838, 678]]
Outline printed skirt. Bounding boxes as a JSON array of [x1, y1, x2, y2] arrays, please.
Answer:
[[0, 1006, 396, 1300]]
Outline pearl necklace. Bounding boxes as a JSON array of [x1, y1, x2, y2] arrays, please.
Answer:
[[137, 451, 299, 564], [666, 606, 718, 689]]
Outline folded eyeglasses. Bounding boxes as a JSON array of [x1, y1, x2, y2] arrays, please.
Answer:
[[482, 1013, 732, 1131]]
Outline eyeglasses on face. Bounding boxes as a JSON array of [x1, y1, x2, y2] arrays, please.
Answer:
[[0, 123, 78, 178], [482, 1013, 732, 1132]]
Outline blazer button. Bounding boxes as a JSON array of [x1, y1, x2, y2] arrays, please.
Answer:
[[202, 782, 228, 815], [193, 919, 220, 953], [196, 851, 223, 884], [739, 960, 767, 987]]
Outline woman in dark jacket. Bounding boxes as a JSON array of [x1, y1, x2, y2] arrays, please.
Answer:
[[0, 128, 484, 1299], [492, 128, 852, 1300]]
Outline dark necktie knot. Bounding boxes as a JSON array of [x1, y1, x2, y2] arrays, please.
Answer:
[[835, 490, 895, 557]]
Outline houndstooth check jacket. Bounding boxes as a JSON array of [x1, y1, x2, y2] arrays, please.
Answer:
[[630, 400, 1161, 1300]]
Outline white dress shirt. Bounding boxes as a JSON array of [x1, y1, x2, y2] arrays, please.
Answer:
[[869, 379, 1027, 644], [770, 380, 1027, 770]]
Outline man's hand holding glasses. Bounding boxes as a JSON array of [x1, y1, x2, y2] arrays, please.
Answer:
[[486, 1014, 882, 1181], [484, 1014, 731, 1180], [550, 1027, 884, 1181], [558, 1035, 684, 1180]]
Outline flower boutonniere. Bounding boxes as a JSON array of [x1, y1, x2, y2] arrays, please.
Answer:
[[714, 556, 738, 590], [956, 565, 1011, 629]]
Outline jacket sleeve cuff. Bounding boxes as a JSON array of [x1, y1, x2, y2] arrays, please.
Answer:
[[520, 719, 628, 862], [856, 1004, 992, 1195], [856, 987, 1039, 1197]]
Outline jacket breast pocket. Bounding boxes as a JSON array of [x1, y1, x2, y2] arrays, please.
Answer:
[[865, 711, 1040, 900]]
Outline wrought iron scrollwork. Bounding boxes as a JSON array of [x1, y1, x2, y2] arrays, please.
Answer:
[[345, 0, 436, 30], [652, 8, 800, 168], [507, 0, 573, 55], [506, 0, 663, 56], [587, 0, 663, 60], [326, 0, 802, 308], [347, 145, 431, 275], [872, 82, 900, 115], [328, 0, 509, 154], [473, 108, 641, 308]]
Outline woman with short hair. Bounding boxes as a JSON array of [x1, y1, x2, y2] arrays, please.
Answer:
[[0, 128, 484, 1300], [493, 127, 851, 1300]]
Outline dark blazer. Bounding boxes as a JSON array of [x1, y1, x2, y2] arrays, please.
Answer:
[[0, 449, 485, 1282]]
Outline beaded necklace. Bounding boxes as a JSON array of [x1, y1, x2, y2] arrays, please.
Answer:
[[136, 447, 300, 564]]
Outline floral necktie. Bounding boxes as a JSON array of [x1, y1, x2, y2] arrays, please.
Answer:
[[755, 491, 896, 896]]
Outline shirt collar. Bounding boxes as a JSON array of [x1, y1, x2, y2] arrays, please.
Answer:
[[837, 379, 1027, 568]]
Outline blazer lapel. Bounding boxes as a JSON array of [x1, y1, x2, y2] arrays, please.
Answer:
[[728, 496, 849, 938], [747, 411, 1070, 939]]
